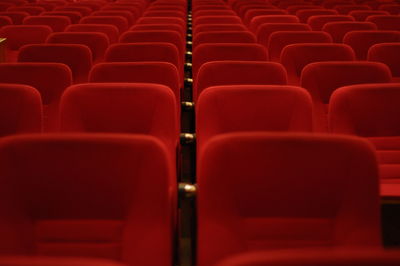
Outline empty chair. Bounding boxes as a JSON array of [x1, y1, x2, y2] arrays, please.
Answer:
[[89, 62, 180, 109], [7, 6, 45, 15], [23, 15, 71, 32], [0, 133, 175, 266], [80, 16, 129, 34], [192, 43, 268, 80], [0, 3, 14, 12], [194, 61, 288, 101], [368, 43, 400, 82], [136, 17, 186, 31], [296, 9, 338, 23], [65, 24, 119, 43], [129, 23, 185, 39], [322, 21, 377, 42], [307, 15, 354, 30], [0, 63, 72, 131], [0, 11, 29, 24], [18, 44, 93, 83], [301, 61, 392, 131], [0, 25, 52, 62], [244, 9, 289, 26], [335, 4, 371, 14], [281, 43, 355, 85], [26, 2, 56, 11], [323, 0, 356, 9], [288, 5, 323, 15], [256, 23, 311, 46], [349, 10, 390, 21], [0, 16, 12, 28], [249, 15, 299, 33], [193, 24, 247, 35], [366, 15, 400, 31], [144, 10, 186, 19], [60, 83, 179, 158], [217, 249, 400, 266], [379, 4, 400, 15], [193, 15, 242, 27], [105, 42, 182, 86], [343, 30, 400, 60], [91, 10, 136, 26], [329, 83, 400, 197], [41, 11, 82, 24], [197, 132, 380, 266], [119, 30, 184, 66], [193, 31, 256, 49], [47, 32, 109, 63], [194, 10, 236, 17], [0, 84, 42, 136], [267, 31, 332, 62], [54, 6, 92, 16]]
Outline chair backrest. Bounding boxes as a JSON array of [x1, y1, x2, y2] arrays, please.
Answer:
[[368, 43, 400, 79], [300, 61, 392, 131], [0, 84, 42, 136], [349, 10, 389, 21], [378, 4, 400, 15], [193, 31, 256, 49], [0, 62, 72, 131], [41, 11, 82, 24], [193, 23, 247, 34], [0, 25, 52, 51], [245, 10, 289, 27], [322, 21, 377, 42], [194, 61, 288, 101], [366, 15, 400, 31], [0, 11, 29, 24], [18, 43, 93, 83], [91, 10, 136, 25], [192, 43, 268, 80], [281, 43, 355, 85], [193, 15, 242, 27], [296, 9, 338, 23], [329, 83, 400, 136], [343, 30, 400, 60], [267, 31, 332, 62], [307, 14, 354, 30], [256, 23, 311, 46], [89, 62, 180, 107], [80, 16, 129, 34], [65, 24, 119, 43], [197, 132, 380, 266], [54, 6, 92, 16], [23, 15, 71, 32], [60, 83, 179, 156], [0, 133, 175, 266], [47, 32, 109, 62], [249, 15, 299, 33], [7, 6, 45, 15]]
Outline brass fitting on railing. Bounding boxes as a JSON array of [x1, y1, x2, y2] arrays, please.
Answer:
[[179, 182, 197, 198], [181, 101, 194, 111], [180, 133, 196, 145]]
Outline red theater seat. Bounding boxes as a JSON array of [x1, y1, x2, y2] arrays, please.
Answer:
[[54, 6, 92, 16], [379, 4, 400, 15], [322, 21, 377, 42], [89, 62, 180, 108], [267, 31, 332, 62], [368, 43, 400, 82], [192, 43, 268, 80], [23, 15, 71, 32], [136, 17, 186, 31], [0, 256, 126, 266], [349, 10, 390, 21], [60, 83, 179, 159], [7, 6, 45, 15], [80, 16, 129, 34], [91, 10, 136, 26], [0, 63, 72, 131], [18, 44, 93, 84], [193, 15, 242, 27], [130, 23, 185, 38], [249, 15, 300, 33], [307, 14, 354, 30], [0, 16, 12, 28], [41, 11, 82, 24], [0, 84, 42, 136], [334, 4, 371, 14], [65, 24, 119, 44], [296, 9, 338, 23], [0, 133, 175, 266], [301, 61, 392, 131], [244, 9, 289, 26], [256, 23, 311, 46], [281, 43, 355, 85], [329, 83, 400, 198], [0, 11, 29, 24], [197, 132, 380, 266], [193, 31, 256, 49], [343, 30, 400, 60], [217, 249, 400, 266], [193, 24, 247, 34], [194, 61, 288, 101], [366, 15, 400, 31], [0, 25, 52, 62], [47, 32, 109, 63]]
